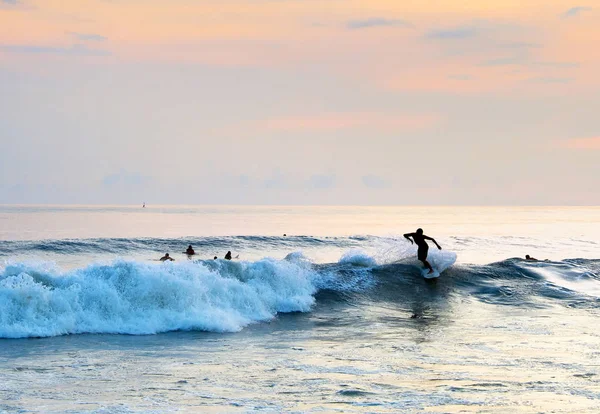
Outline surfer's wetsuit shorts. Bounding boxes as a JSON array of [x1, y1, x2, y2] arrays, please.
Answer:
[[417, 245, 428, 261]]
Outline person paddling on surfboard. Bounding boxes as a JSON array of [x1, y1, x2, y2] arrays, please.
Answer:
[[404, 228, 441, 274], [159, 253, 174, 262]]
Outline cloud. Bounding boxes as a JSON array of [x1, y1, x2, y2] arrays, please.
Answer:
[[2, 43, 110, 56], [361, 175, 390, 189], [479, 57, 579, 68], [448, 74, 473, 81], [499, 42, 542, 49], [534, 61, 580, 68], [555, 136, 600, 150], [562, 6, 592, 18], [425, 27, 477, 40], [0, 0, 23, 8], [263, 170, 288, 189], [480, 56, 525, 66], [527, 77, 574, 84], [260, 112, 440, 132], [346, 18, 411, 30], [69, 32, 107, 42], [308, 174, 336, 189], [1, 0, 36, 11]]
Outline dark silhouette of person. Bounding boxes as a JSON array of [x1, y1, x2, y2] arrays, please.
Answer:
[[525, 255, 538, 261], [185, 245, 195, 256], [160, 253, 174, 262], [225, 251, 232, 260], [404, 228, 441, 274], [214, 256, 218, 260]]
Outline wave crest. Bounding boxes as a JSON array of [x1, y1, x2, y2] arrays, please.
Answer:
[[0, 258, 317, 338]]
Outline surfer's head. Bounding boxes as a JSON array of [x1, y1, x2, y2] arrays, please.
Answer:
[[526, 255, 531, 259], [416, 228, 423, 235]]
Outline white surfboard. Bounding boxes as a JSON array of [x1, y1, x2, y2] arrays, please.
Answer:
[[421, 268, 441, 279], [416, 249, 457, 279]]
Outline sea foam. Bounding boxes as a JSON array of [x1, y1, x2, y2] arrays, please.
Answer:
[[0, 258, 318, 338]]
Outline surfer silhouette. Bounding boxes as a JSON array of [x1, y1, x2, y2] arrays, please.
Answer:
[[185, 245, 195, 256], [404, 228, 441, 274], [224, 251, 239, 260]]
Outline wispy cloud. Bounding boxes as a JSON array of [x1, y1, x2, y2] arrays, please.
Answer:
[[479, 57, 579, 68], [1, 0, 36, 11], [362, 175, 390, 189], [260, 112, 440, 132], [555, 136, 600, 149], [425, 27, 477, 40], [1, 43, 110, 56], [534, 61, 580, 68], [308, 174, 336, 189], [527, 77, 574, 84], [69, 32, 107, 42], [499, 42, 542, 49], [562, 6, 592, 18], [346, 18, 411, 30], [263, 170, 288, 190], [448, 74, 474, 81], [0, 0, 25, 8], [480, 56, 525, 66]]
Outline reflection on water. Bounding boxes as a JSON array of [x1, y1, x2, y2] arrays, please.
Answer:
[[1, 300, 598, 412]]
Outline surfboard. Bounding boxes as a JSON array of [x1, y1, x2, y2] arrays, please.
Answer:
[[416, 250, 456, 279], [421, 268, 441, 279]]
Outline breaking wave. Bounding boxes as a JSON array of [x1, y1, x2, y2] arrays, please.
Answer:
[[1, 246, 599, 338]]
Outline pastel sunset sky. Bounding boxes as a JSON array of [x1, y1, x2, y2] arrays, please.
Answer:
[[1, 0, 598, 204]]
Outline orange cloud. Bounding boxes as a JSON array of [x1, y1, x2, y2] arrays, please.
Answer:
[[556, 137, 600, 150]]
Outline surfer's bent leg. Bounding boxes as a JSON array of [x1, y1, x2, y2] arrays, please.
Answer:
[[422, 260, 433, 273]]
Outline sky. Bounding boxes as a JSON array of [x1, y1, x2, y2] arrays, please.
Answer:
[[0, 0, 598, 205]]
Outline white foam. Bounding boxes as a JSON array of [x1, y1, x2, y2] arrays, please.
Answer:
[[0, 258, 319, 338], [339, 250, 377, 267], [427, 249, 458, 273], [527, 262, 600, 298]]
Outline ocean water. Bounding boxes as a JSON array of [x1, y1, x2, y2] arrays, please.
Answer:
[[1, 205, 599, 413]]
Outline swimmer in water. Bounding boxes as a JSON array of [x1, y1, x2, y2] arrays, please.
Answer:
[[159, 253, 174, 262], [525, 255, 545, 262], [403, 228, 441, 274], [224, 251, 239, 260], [185, 245, 195, 256]]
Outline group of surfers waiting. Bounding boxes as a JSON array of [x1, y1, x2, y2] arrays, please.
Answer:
[[159, 246, 237, 262], [157, 229, 543, 271]]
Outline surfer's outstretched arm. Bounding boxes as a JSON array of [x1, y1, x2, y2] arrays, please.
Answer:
[[403, 233, 415, 244], [424, 235, 442, 250]]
